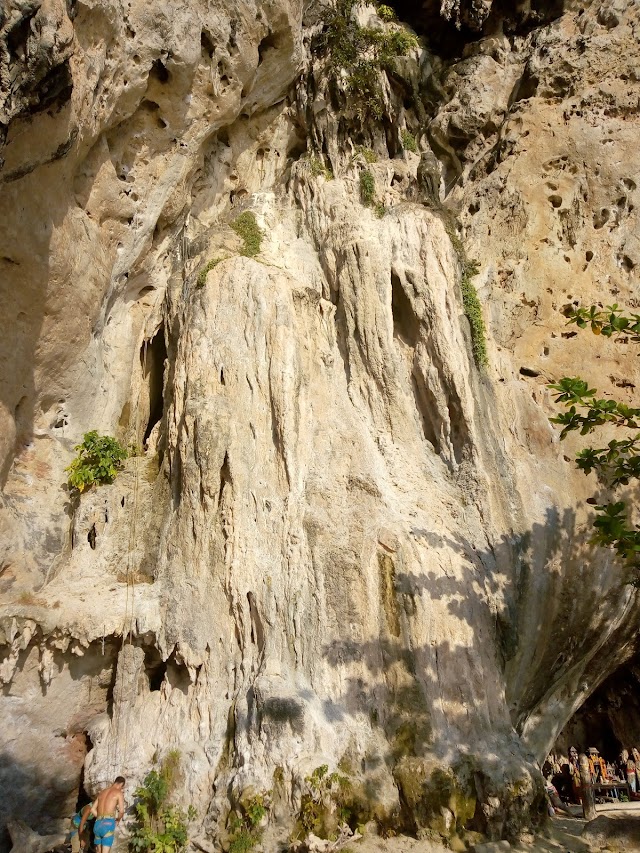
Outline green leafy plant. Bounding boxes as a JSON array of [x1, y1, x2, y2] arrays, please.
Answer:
[[377, 4, 396, 22], [460, 260, 488, 369], [196, 258, 221, 287], [359, 170, 375, 206], [355, 145, 377, 164], [227, 794, 270, 853], [401, 130, 417, 153], [130, 755, 196, 853], [66, 432, 128, 494], [312, 0, 419, 120], [375, 202, 386, 219], [309, 156, 334, 180], [549, 309, 640, 573], [231, 212, 263, 257], [297, 765, 352, 839]]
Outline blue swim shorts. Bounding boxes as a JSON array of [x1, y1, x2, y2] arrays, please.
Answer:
[[94, 817, 117, 848]]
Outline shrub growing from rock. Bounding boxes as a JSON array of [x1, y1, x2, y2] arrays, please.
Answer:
[[66, 431, 128, 494], [231, 212, 263, 257]]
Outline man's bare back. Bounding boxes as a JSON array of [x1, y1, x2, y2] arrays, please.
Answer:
[[93, 784, 125, 819]]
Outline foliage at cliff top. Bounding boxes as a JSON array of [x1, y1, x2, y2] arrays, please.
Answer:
[[550, 304, 640, 576], [312, 0, 419, 119], [130, 752, 196, 853], [66, 431, 128, 494]]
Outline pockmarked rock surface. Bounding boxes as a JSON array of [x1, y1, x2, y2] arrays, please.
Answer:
[[1, 0, 640, 849]]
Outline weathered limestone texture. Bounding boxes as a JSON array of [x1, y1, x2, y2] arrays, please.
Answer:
[[1, 0, 640, 849]]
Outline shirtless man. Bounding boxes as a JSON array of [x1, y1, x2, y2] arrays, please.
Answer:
[[80, 777, 125, 853]]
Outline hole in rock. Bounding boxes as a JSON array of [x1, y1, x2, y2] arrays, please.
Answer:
[[7, 12, 36, 60], [411, 373, 440, 454], [151, 651, 192, 695], [201, 31, 215, 59], [247, 591, 265, 653], [141, 324, 167, 445], [150, 59, 169, 84], [87, 524, 97, 550], [218, 451, 232, 508], [519, 366, 541, 378], [258, 30, 279, 64], [144, 645, 166, 691], [619, 254, 636, 273], [391, 272, 420, 347]]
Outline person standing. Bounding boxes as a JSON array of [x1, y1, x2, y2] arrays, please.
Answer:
[[626, 750, 637, 793], [80, 777, 126, 853]]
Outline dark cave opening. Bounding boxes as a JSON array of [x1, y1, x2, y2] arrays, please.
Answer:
[[144, 644, 167, 692], [552, 653, 640, 764], [391, 271, 420, 348], [143, 645, 192, 695], [141, 324, 167, 445], [389, 0, 568, 59]]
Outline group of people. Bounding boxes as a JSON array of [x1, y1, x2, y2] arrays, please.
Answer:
[[69, 778, 126, 853], [543, 745, 640, 813]]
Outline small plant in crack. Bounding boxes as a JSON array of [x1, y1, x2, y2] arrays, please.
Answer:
[[309, 155, 334, 180], [196, 258, 222, 288], [354, 145, 377, 164], [461, 259, 488, 369], [359, 170, 376, 206], [227, 793, 270, 853], [401, 130, 417, 153], [231, 212, 263, 257]]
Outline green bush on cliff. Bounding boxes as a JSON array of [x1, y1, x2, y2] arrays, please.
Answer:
[[401, 130, 417, 153], [130, 753, 196, 853], [295, 765, 353, 839], [231, 212, 263, 257], [227, 793, 270, 853], [377, 4, 396, 22], [312, 0, 419, 119], [66, 431, 128, 494], [460, 260, 488, 369], [359, 170, 376, 206]]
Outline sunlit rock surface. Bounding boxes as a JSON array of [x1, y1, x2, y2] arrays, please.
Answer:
[[1, 0, 640, 848]]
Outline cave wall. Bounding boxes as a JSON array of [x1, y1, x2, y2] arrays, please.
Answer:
[[1, 0, 640, 847]]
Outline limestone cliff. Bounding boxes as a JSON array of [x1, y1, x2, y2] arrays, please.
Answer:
[[1, 0, 640, 848]]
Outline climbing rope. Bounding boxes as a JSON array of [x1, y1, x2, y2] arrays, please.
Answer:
[[106, 285, 164, 780]]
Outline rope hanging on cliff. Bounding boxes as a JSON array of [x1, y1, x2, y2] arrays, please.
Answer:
[[108, 309, 160, 776]]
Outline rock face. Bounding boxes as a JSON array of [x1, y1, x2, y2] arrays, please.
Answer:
[[1, 0, 640, 849]]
